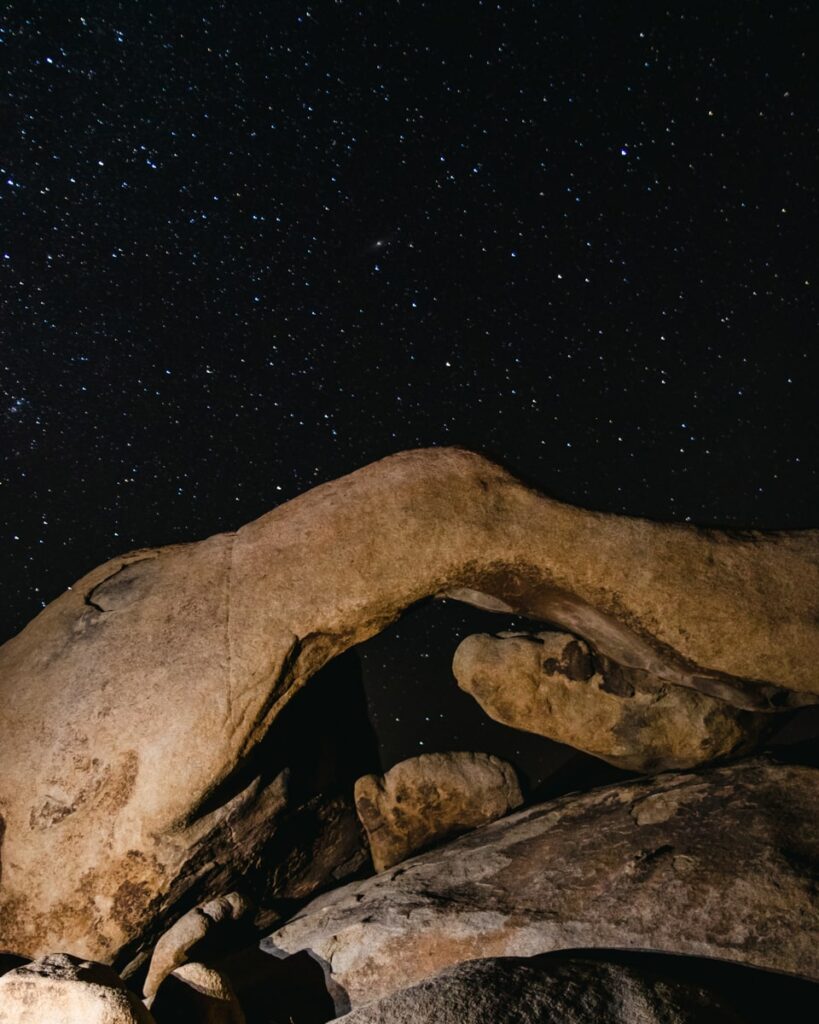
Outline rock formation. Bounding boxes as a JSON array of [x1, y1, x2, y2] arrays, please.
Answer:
[[266, 754, 819, 1008], [150, 962, 245, 1024], [0, 954, 156, 1024], [453, 631, 775, 771], [143, 892, 252, 1006], [337, 955, 747, 1024], [1, 447, 817, 964], [354, 751, 522, 871]]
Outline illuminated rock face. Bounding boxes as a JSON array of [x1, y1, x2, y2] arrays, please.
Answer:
[[0, 447, 816, 965], [354, 751, 523, 871], [267, 756, 819, 1008], [0, 954, 156, 1024], [453, 631, 775, 772]]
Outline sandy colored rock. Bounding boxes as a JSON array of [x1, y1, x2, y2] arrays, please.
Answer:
[[266, 754, 819, 1007], [1, 447, 817, 963], [151, 962, 245, 1024], [338, 955, 746, 1024], [454, 631, 775, 771], [355, 751, 522, 871], [0, 953, 155, 1024], [143, 892, 251, 1006]]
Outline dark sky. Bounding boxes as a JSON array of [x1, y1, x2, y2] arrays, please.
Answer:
[[1, 3, 816, 779]]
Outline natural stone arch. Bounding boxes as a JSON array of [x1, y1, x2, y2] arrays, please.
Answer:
[[0, 446, 817, 966]]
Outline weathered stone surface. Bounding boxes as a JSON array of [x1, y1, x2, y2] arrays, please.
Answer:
[[266, 755, 819, 1007], [454, 631, 775, 771], [338, 955, 746, 1023], [143, 892, 252, 1006], [1, 447, 816, 962], [0, 953, 155, 1024], [151, 962, 245, 1024], [355, 751, 522, 871]]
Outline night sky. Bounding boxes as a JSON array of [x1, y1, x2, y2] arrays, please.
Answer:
[[1, 3, 817, 782]]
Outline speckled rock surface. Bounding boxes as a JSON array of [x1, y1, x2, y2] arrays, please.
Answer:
[[453, 631, 774, 771], [1, 447, 816, 963], [0, 953, 155, 1024], [355, 751, 522, 871], [266, 754, 819, 1007], [337, 955, 746, 1024]]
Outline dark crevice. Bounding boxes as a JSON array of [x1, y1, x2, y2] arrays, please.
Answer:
[[83, 592, 105, 613]]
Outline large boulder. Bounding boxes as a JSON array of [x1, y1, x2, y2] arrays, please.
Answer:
[[1, 448, 817, 963], [337, 955, 747, 1024], [453, 631, 774, 771], [266, 754, 819, 1007], [355, 751, 522, 871], [0, 953, 155, 1024]]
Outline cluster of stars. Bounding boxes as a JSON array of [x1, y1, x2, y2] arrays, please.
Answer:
[[0, 1, 816, 771]]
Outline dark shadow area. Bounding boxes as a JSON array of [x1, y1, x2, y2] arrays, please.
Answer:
[[216, 947, 335, 1024], [535, 948, 819, 1022], [245, 648, 381, 931], [766, 735, 819, 768], [191, 646, 381, 825], [0, 952, 29, 977], [528, 751, 635, 804], [769, 707, 819, 750]]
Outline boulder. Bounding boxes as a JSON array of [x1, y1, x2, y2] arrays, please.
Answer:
[[1, 448, 816, 962], [0, 953, 155, 1024], [355, 751, 522, 871], [453, 631, 774, 771], [337, 955, 746, 1023], [266, 754, 819, 1007], [151, 962, 245, 1024]]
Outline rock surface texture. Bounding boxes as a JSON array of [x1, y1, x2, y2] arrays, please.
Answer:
[[266, 755, 819, 1008], [0, 953, 156, 1024], [453, 631, 774, 771], [337, 955, 746, 1024], [1, 447, 817, 963], [354, 751, 522, 871]]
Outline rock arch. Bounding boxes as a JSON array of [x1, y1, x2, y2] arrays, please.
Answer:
[[1, 447, 817, 964]]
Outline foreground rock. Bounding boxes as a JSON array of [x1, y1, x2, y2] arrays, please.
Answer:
[[0, 953, 155, 1024], [1, 448, 817, 962], [151, 962, 245, 1024], [143, 892, 252, 1006], [267, 754, 819, 1007], [454, 632, 774, 771], [338, 955, 745, 1023], [355, 751, 522, 871]]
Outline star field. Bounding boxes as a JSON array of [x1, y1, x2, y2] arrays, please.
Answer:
[[1, 2, 817, 774]]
